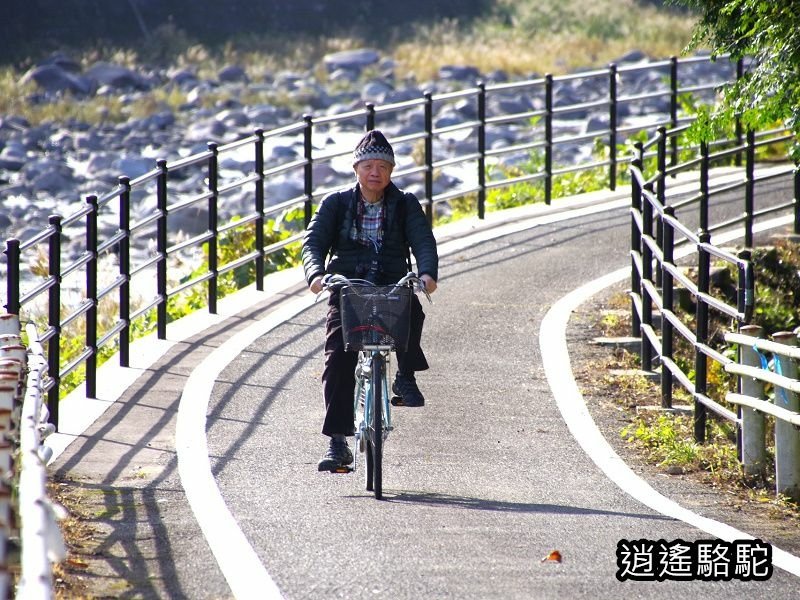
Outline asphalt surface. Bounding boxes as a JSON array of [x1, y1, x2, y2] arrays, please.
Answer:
[[48, 173, 800, 599]]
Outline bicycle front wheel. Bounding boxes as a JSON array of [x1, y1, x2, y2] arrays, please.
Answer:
[[366, 354, 384, 499]]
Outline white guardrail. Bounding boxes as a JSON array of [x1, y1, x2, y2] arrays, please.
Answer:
[[0, 313, 65, 599], [725, 326, 800, 498]]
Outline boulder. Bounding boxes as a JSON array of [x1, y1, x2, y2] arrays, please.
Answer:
[[323, 49, 380, 74], [438, 65, 481, 82], [218, 65, 249, 84], [112, 155, 156, 179], [84, 62, 151, 91], [19, 64, 93, 96], [31, 169, 76, 194]]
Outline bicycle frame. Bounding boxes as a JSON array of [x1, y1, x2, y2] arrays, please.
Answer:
[[320, 272, 428, 499], [353, 343, 393, 499]]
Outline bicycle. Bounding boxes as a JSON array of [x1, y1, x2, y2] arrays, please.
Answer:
[[322, 272, 431, 499]]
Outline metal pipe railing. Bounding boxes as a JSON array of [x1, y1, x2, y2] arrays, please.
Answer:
[[0, 53, 771, 432]]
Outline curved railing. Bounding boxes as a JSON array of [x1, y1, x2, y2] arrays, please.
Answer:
[[2, 54, 744, 430], [3, 52, 800, 594], [629, 120, 800, 496]]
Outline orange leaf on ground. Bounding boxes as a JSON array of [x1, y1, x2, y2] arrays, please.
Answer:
[[541, 550, 562, 563]]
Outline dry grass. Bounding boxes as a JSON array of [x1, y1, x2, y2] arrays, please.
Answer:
[[0, 0, 699, 127], [578, 291, 800, 526]]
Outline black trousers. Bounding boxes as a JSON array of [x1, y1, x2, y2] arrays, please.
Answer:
[[321, 289, 429, 437]]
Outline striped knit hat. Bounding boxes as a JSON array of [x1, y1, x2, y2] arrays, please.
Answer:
[[352, 129, 395, 166]]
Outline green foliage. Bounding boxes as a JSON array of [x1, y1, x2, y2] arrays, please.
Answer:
[[30, 208, 305, 397], [484, 143, 613, 212], [174, 211, 304, 310], [622, 411, 740, 474], [671, 0, 800, 159], [747, 241, 800, 333]]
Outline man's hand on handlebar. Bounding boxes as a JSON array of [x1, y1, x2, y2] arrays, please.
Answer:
[[309, 276, 324, 294], [420, 274, 437, 294]]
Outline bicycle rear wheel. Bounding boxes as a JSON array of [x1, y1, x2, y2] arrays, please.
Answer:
[[365, 354, 384, 499]]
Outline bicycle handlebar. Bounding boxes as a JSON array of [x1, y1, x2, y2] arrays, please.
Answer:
[[321, 272, 432, 303]]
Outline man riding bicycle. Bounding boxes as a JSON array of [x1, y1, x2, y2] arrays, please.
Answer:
[[302, 129, 439, 472]]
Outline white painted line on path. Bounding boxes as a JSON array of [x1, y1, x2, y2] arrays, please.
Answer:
[[176, 293, 317, 600], [540, 214, 800, 577], [175, 200, 796, 594], [173, 194, 631, 597]]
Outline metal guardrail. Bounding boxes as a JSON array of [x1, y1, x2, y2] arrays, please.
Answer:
[[0, 313, 64, 599], [17, 320, 63, 599], [2, 54, 743, 431], [725, 327, 800, 497], [629, 117, 800, 493]]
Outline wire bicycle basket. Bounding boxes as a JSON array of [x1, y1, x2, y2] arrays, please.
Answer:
[[340, 285, 412, 351]]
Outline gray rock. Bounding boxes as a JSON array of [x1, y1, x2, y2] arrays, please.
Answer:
[[269, 145, 298, 161], [246, 105, 285, 128], [215, 109, 250, 128], [170, 205, 207, 235], [84, 62, 151, 91], [361, 80, 394, 103], [218, 65, 249, 84], [112, 156, 155, 179], [39, 52, 81, 73], [265, 176, 304, 206], [329, 69, 359, 84], [614, 50, 650, 64], [31, 170, 76, 194], [19, 64, 94, 96], [186, 119, 228, 144], [323, 49, 380, 74], [74, 131, 106, 152], [168, 68, 199, 88], [0, 116, 31, 132], [0, 154, 24, 171], [86, 152, 114, 175], [439, 65, 481, 82]]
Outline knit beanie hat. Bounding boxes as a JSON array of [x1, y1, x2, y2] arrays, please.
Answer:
[[352, 129, 395, 166]]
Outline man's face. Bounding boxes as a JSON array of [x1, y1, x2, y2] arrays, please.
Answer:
[[354, 159, 393, 199]]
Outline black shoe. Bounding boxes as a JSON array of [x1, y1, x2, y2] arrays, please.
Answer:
[[391, 373, 425, 407], [317, 438, 354, 472]]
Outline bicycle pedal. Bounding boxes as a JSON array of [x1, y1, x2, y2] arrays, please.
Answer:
[[390, 395, 404, 406]]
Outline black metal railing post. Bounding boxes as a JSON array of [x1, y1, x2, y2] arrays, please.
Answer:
[[86, 195, 98, 399], [207, 142, 219, 314], [366, 103, 375, 132], [48, 215, 62, 427], [254, 129, 266, 291], [794, 165, 800, 236], [661, 207, 675, 409], [694, 230, 711, 444], [303, 115, 314, 228], [424, 92, 434, 224], [744, 129, 755, 248], [630, 143, 643, 337], [477, 81, 487, 219], [655, 127, 667, 287], [737, 249, 753, 322], [156, 159, 168, 339], [608, 63, 618, 190], [4, 240, 20, 315], [669, 56, 679, 167], [641, 184, 654, 372], [699, 141, 710, 233], [544, 74, 553, 205], [735, 58, 744, 167], [118, 177, 131, 367]]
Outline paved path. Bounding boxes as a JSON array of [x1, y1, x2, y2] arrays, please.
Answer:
[[48, 178, 800, 599]]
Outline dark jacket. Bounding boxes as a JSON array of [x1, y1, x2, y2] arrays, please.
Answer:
[[302, 182, 438, 285]]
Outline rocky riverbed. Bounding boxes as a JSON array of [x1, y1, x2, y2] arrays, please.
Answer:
[[0, 47, 730, 271]]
